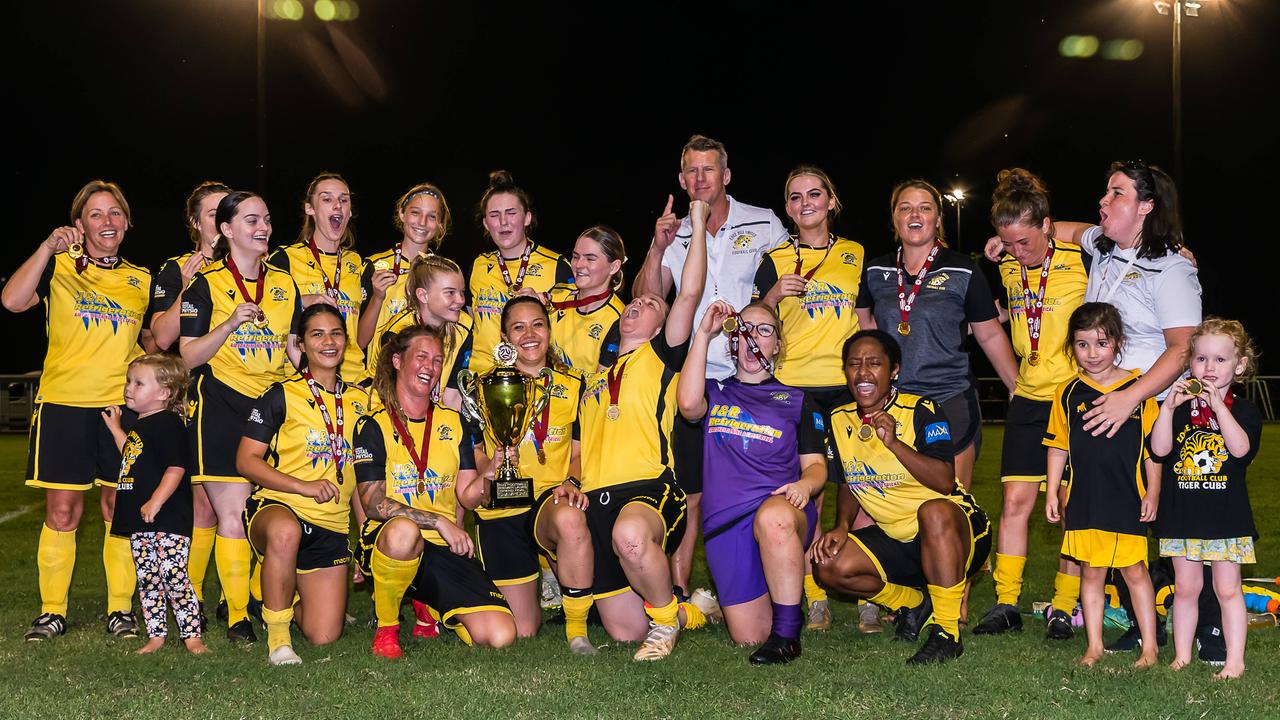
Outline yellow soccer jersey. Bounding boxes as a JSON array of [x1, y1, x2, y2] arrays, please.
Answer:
[[753, 237, 864, 387], [578, 336, 684, 493], [468, 244, 572, 375], [35, 252, 150, 406], [242, 377, 364, 534], [828, 392, 972, 542], [179, 260, 301, 398], [547, 285, 624, 371], [268, 244, 366, 380], [352, 405, 477, 546], [999, 241, 1090, 401], [363, 309, 474, 389], [475, 367, 583, 520], [359, 247, 414, 341]]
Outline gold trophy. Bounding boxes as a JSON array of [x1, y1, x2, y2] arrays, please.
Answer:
[[457, 342, 552, 509]]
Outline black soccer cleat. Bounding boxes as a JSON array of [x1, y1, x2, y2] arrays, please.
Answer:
[[216, 599, 228, 623], [972, 603, 1023, 635], [106, 610, 140, 639], [907, 625, 964, 665], [1044, 608, 1075, 640], [892, 594, 933, 642], [226, 619, 258, 644], [1195, 625, 1226, 666], [748, 634, 802, 665], [25, 613, 68, 641]]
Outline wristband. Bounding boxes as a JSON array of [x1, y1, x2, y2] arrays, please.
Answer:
[[565, 476, 581, 489]]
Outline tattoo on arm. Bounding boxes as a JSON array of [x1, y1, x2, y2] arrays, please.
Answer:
[[359, 482, 440, 530]]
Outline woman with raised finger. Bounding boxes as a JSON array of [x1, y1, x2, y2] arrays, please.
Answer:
[[676, 298, 827, 665], [149, 180, 231, 622], [3, 180, 153, 641], [179, 190, 302, 643], [236, 304, 363, 665]]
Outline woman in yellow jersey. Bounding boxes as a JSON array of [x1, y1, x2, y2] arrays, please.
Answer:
[[357, 182, 451, 354], [236, 304, 360, 665], [149, 181, 231, 624], [543, 226, 626, 371], [472, 296, 587, 643], [469, 170, 573, 375], [576, 200, 710, 661], [810, 330, 991, 666], [972, 169, 1089, 641], [366, 253, 473, 410], [268, 173, 366, 381], [355, 326, 515, 658], [754, 165, 864, 631], [180, 191, 303, 643], [4, 180, 152, 641]]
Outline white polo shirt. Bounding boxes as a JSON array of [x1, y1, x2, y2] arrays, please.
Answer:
[[661, 194, 788, 379], [1080, 225, 1201, 392]]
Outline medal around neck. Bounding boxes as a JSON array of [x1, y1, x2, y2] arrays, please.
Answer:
[[1184, 378, 1204, 397], [67, 242, 84, 260], [456, 342, 552, 509]]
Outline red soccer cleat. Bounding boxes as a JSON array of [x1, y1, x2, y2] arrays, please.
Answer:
[[372, 625, 403, 659], [411, 600, 440, 639]]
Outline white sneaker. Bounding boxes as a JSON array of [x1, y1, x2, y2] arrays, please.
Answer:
[[633, 622, 679, 661], [690, 588, 723, 624], [539, 569, 563, 609], [268, 645, 303, 666], [568, 636, 599, 656]]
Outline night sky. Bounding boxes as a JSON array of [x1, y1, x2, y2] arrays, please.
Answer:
[[8, 0, 1277, 375]]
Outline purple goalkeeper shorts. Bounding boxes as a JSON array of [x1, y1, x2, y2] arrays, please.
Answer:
[[704, 501, 818, 607]]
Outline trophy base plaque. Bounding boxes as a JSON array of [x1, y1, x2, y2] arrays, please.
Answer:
[[488, 476, 534, 509]]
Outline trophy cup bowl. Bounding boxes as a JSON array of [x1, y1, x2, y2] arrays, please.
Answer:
[[457, 364, 551, 509]]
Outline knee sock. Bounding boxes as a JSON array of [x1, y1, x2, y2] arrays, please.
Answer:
[[371, 547, 419, 629], [869, 582, 925, 612], [1051, 571, 1082, 614], [561, 586, 594, 641], [103, 521, 136, 614], [250, 560, 263, 602], [928, 581, 966, 637], [679, 600, 707, 630], [644, 595, 680, 628], [993, 553, 1026, 606], [261, 606, 293, 652], [771, 602, 802, 641], [214, 536, 251, 624], [803, 574, 827, 605], [37, 525, 77, 617], [187, 525, 217, 603]]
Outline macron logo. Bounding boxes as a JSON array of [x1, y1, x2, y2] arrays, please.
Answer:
[[923, 422, 950, 444]]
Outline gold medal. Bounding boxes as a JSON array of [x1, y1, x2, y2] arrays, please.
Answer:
[[898, 321, 911, 336], [374, 259, 391, 271], [1027, 350, 1040, 366], [606, 404, 621, 420], [416, 479, 426, 495], [67, 242, 84, 259], [858, 424, 874, 441], [1184, 378, 1204, 397], [722, 316, 739, 334], [253, 311, 269, 329]]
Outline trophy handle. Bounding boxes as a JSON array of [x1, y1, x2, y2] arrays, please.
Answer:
[[456, 369, 485, 428], [531, 367, 553, 418]]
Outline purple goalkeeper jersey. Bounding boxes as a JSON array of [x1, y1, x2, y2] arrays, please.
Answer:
[[700, 377, 826, 535]]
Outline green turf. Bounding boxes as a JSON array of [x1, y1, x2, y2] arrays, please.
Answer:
[[0, 428, 1277, 720]]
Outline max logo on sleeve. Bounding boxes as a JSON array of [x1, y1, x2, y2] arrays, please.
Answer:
[[923, 422, 951, 444]]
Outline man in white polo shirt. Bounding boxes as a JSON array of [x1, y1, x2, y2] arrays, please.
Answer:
[[633, 134, 788, 598]]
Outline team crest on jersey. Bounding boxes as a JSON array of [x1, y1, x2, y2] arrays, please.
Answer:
[[588, 323, 604, 340], [842, 459, 903, 497], [707, 403, 782, 450], [271, 287, 288, 302], [351, 399, 366, 415], [730, 232, 757, 254], [550, 383, 569, 400], [926, 273, 950, 289], [127, 275, 142, 289], [1173, 430, 1228, 478], [841, 253, 859, 265], [118, 431, 143, 480], [346, 261, 359, 275], [525, 264, 543, 277], [1124, 271, 1141, 281], [437, 425, 454, 441], [801, 280, 854, 318], [73, 291, 142, 333], [1052, 263, 1071, 271]]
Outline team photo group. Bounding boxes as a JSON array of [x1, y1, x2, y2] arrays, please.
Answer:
[[4, 134, 1264, 678]]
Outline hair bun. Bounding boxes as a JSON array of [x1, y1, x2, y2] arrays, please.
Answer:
[[995, 168, 1046, 195], [488, 169, 515, 188]]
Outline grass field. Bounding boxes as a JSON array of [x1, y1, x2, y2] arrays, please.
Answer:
[[0, 428, 1277, 720]]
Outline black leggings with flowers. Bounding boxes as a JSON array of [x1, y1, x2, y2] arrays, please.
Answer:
[[129, 532, 201, 639]]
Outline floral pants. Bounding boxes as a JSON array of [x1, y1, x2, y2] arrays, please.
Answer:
[[129, 532, 201, 639]]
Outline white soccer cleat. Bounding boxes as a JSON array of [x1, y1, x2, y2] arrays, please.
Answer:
[[690, 588, 723, 625], [268, 645, 303, 666], [568, 636, 599, 656], [633, 622, 679, 661]]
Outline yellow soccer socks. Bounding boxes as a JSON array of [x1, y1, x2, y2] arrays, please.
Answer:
[[993, 553, 1027, 607], [371, 547, 419, 629], [102, 521, 136, 614], [561, 586, 594, 641], [870, 582, 925, 612], [261, 606, 294, 652], [644, 596, 680, 628], [1051, 571, 1082, 614], [804, 573, 828, 605], [188, 525, 217, 603], [38, 525, 77, 617], [928, 581, 966, 637], [215, 535, 252, 624]]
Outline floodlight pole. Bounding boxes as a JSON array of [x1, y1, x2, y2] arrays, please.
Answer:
[[1172, 0, 1183, 185], [257, 0, 267, 192]]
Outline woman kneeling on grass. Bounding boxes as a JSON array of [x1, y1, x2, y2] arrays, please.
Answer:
[[809, 330, 991, 665]]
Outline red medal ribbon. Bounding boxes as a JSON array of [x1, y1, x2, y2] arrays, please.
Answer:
[[895, 241, 942, 332], [606, 356, 629, 410], [1190, 388, 1234, 431], [726, 313, 774, 374], [74, 255, 119, 275], [530, 372, 553, 455], [387, 402, 435, 481], [549, 288, 613, 311], [307, 238, 344, 299], [392, 246, 404, 276], [1019, 241, 1054, 360], [497, 242, 533, 291], [225, 254, 266, 306], [793, 235, 834, 281], [302, 369, 346, 480], [859, 388, 899, 425]]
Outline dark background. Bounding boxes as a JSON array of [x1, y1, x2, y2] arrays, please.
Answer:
[[6, 1, 1276, 374]]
